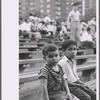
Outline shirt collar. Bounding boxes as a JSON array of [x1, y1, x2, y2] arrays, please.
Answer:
[[63, 55, 76, 64]]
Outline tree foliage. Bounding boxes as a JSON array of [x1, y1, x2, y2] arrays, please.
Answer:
[[83, 8, 96, 22]]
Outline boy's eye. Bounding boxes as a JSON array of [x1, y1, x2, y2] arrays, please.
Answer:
[[48, 54, 58, 58], [55, 54, 58, 57], [68, 48, 77, 51]]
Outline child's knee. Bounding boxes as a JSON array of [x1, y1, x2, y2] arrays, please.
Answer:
[[84, 95, 91, 100]]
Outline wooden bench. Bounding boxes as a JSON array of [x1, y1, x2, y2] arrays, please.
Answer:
[[41, 35, 54, 38], [19, 42, 37, 46], [76, 54, 96, 65], [19, 38, 31, 42], [19, 41, 48, 50], [19, 45, 38, 51], [85, 79, 96, 91], [19, 54, 96, 73], [19, 51, 32, 59], [19, 54, 96, 65], [19, 63, 96, 83], [77, 49, 87, 55], [39, 38, 54, 43], [19, 41, 48, 46]]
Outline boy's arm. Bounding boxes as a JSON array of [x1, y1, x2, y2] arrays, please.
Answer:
[[67, 80, 82, 87], [62, 76, 72, 100], [68, 80, 89, 91], [76, 79, 85, 84], [40, 78, 49, 100]]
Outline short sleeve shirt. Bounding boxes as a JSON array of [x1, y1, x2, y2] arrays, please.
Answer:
[[38, 64, 67, 97], [68, 10, 81, 22], [58, 56, 79, 83]]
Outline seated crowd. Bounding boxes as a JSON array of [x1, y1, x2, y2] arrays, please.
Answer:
[[19, 13, 96, 47]]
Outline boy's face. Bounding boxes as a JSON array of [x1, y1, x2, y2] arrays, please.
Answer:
[[73, 6, 78, 11], [45, 50, 59, 67], [64, 45, 77, 59]]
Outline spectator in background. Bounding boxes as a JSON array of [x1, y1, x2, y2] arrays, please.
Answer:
[[80, 27, 93, 42], [31, 17, 42, 41], [67, 2, 81, 48], [80, 21, 88, 36], [43, 15, 51, 23], [88, 17, 96, 40], [29, 13, 35, 21], [19, 19, 32, 38], [39, 20, 49, 35], [49, 20, 57, 36], [59, 22, 68, 41]]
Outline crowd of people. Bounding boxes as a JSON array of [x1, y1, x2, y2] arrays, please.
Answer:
[[19, 3, 96, 48], [19, 2, 97, 100], [19, 9, 96, 47]]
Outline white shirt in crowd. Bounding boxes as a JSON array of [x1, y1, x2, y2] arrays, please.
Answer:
[[43, 16, 51, 23], [68, 10, 81, 22], [47, 24, 56, 34], [80, 31, 93, 42]]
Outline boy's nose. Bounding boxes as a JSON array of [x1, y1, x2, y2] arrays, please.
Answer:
[[72, 50, 76, 53], [53, 56, 56, 59]]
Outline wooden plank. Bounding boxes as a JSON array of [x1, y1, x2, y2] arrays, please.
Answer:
[[19, 49, 28, 51], [86, 79, 96, 85], [84, 60, 96, 64], [19, 58, 43, 64], [19, 51, 32, 59], [19, 45, 38, 48], [19, 42, 37, 45], [19, 38, 30, 42], [19, 51, 32, 54], [19, 54, 96, 64], [85, 79, 96, 90], [19, 63, 96, 83], [19, 45, 38, 51], [19, 41, 48, 46], [76, 54, 96, 60], [77, 64, 96, 72]]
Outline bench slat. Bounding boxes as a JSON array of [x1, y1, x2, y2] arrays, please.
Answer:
[[77, 63, 96, 72], [19, 54, 96, 64], [19, 63, 96, 83]]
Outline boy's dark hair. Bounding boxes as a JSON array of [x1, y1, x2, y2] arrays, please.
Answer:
[[62, 40, 77, 51], [87, 27, 91, 32], [42, 44, 58, 57]]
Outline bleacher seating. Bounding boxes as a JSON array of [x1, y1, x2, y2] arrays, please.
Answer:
[[19, 31, 96, 100], [19, 45, 38, 51], [19, 38, 31, 42]]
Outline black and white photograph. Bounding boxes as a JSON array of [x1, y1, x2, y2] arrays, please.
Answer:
[[2, 0, 99, 100], [18, 0, 98, 100]]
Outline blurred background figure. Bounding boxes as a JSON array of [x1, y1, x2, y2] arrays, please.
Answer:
[[67, 2, 81, 48]]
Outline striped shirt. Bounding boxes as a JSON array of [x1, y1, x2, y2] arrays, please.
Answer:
[[38, 64, 68, 99]]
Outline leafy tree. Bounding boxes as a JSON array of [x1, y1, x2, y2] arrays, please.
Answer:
[[83, 8, 96, 22]]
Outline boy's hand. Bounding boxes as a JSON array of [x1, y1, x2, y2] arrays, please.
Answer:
[[78, 84, 89, 91], [68, 94, 73, 100]]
